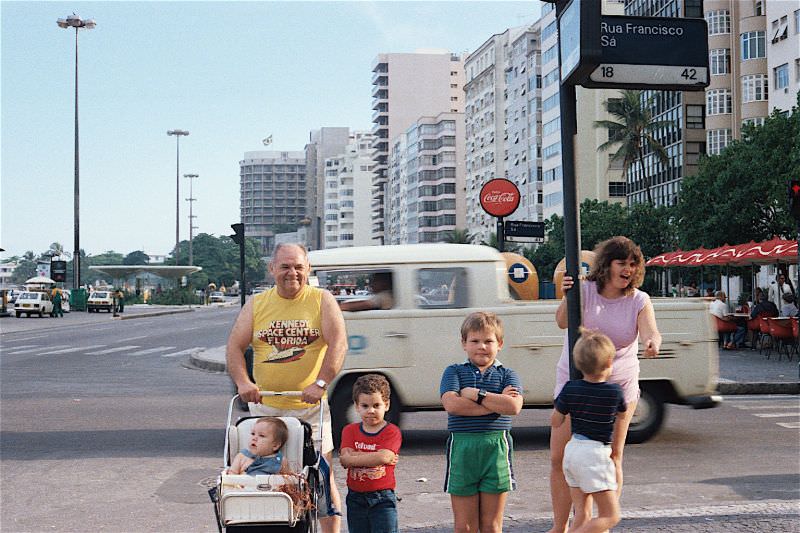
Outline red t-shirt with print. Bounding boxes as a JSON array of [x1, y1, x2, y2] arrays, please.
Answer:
[[340, 422, 402, 492]]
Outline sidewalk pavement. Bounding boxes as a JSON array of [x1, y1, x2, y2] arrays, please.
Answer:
[[188, 343, 799, 395]]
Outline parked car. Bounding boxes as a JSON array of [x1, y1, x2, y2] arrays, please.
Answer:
[[209, 291, 226, 303], [87, 291, 114, 313], [14, 291, 54, 318]]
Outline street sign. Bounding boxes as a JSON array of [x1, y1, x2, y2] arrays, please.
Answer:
[[504, 220, 545, 243], [581, 16, 709, 91], [558, 0, 602, 86]]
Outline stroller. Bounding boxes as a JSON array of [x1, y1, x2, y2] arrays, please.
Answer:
[[211, 391, 324, 532]]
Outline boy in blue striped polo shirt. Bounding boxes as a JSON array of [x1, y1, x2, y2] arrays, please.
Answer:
[[552, 328, 626, 533], [440, 311, 523, 533]]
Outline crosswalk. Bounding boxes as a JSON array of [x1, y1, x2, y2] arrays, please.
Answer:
[[1, 341, 209, 359], [727, 396, 800, 429]]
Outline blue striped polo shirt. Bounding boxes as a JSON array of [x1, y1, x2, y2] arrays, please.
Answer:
[[440, 360, 523, 432], [554, 380, 627, 444]]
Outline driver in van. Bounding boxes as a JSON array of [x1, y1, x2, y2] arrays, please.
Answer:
[[340, 272, 394, 312]]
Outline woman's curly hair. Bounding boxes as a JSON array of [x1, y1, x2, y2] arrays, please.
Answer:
[[586, 236, 645, 296]]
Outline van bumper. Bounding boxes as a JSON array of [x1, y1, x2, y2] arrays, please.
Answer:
[[684, 394, 723, 409]]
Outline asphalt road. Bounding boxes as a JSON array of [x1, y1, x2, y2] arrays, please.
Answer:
[[1, 309, 799, 532]]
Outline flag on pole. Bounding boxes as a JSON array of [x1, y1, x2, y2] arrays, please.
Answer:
[[262, 135, 273, 146]]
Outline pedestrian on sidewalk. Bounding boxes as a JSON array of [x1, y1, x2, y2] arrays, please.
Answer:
[[709, 291, 745, 349], [552, 328, 625, 533], [549, 236, 661, 533]]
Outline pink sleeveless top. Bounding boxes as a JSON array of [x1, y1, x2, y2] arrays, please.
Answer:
[[555, 280, 649, 404]]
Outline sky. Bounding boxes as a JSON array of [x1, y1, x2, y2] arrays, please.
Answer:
[[1, 0, 540, 261]]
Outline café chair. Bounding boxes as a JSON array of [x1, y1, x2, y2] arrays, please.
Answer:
[[767, 318, 795, 362], [714, 316, 737, 349], [759, 316, 773, 357], [746, 316, 763, 350]]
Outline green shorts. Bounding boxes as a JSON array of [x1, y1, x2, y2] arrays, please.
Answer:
[[444, 431, 516, 496]]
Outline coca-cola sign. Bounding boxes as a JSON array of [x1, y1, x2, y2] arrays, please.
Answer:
[[480, 178, 520, 217]]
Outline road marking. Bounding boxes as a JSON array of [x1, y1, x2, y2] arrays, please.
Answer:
[[85, 345, 140, 355], [128, 346, 176, 356], [753, 413, 800, 418], [117, 335, 150, 342], [48, 346, 100, 354], [2, 344, 41, 352], [162, 348, 203, 358], [732, 404, 799, 410]]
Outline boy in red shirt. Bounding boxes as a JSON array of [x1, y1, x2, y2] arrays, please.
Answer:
[[339, 374, 402, 533]]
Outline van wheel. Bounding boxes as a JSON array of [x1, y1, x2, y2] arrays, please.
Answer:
[[330, 375, 403, 449], [626, 387, 665, 444], [15, 312, 20, 318]]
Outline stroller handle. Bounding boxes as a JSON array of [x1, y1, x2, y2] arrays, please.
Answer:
[[259, 390, 303, 397]]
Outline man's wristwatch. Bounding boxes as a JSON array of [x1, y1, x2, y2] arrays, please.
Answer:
[[476, 389, 487, 405], [314, 378, 328, 390]]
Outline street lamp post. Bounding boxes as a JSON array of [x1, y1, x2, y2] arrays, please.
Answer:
[[184, 173, 198, 266], [167, 129, 189, 265], [57, 14, 96, 290]]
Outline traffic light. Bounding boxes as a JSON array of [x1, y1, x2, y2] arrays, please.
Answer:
[[230, 223, 245, 245], [789, 180, 800, 221]]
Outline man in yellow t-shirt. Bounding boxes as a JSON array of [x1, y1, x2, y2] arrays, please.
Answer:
[[226, 243, 348, 533]]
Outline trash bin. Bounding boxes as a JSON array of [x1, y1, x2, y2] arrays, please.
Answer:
[[70, 288, 88, 311]]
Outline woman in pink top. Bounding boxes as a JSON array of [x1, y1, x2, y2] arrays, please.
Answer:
[[547, 236, 662, 533]]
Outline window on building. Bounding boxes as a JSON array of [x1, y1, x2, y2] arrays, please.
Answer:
[[543, 116, 561, 137], [543, 142, 561, 159], [742, 117, 766, 129], [542, 20, 557, 42], [709, 48, 731, 75], [542, 44, 558, 64], [795, 9, 800, 34], [608, 182, 626, 197], [741, 31, 765, 60], [707, 129, 732, 155], [772, 16, 789, 43], [685, 0, 702, 18], [741, 74, 768, 102], [706, 10, 730, 35], [706, 89, 732, 115], [543, 92, 560, 112], [686, 104, 705, 129], [774, 63, 789, 89], [755, 0, 764, 17]]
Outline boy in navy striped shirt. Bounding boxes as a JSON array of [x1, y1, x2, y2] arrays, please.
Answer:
[[552, 328, 626, 533], [440, 312, 523, 533]]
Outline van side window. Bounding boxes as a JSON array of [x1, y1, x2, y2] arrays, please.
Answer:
[[315, 268, 394, 311], [416, 268, 469, 309]]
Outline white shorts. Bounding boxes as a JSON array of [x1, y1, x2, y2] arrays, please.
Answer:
[[248, 400, 334, 455], [562, 436, 618, 494]]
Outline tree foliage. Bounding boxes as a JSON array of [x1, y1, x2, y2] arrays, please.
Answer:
[[123, 250, 150, 265], [675, 99, 799, 249], [444, 228, 475, 244]]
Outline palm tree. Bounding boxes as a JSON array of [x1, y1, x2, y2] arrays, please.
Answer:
[[443, 228, 475, 244], [594, 90, 674, 206]]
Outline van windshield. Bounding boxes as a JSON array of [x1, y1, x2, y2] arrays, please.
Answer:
[[18, 293, 39, 300]]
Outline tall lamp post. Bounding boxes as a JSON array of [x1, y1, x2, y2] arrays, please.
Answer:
[[184, 173, 198, 265], [167, 129, 189, 264], [57, 14, 96, 290]]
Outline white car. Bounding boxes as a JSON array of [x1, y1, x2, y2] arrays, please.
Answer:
[[14, 291, 54, 318], [87, 291, 114, 313], [209, 291, 226, 303]]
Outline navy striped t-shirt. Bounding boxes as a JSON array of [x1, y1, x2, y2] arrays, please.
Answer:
[[554, 380, 627, 444], [440, 360, 523, 432]]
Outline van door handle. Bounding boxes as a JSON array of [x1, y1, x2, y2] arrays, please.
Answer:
[[384, 332, 408, 338]]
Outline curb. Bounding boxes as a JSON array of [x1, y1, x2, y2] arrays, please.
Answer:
[[188, 353, 227, 373], [718, 381, 799, 395], [113, 307, 195, 320]]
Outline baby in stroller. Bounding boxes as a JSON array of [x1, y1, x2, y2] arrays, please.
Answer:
[[227, 417, 288, 475]]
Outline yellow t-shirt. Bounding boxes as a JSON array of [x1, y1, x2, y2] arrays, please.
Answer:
[[251, 285, 327, 409]]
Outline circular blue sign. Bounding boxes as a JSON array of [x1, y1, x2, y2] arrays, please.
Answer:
[[508, 263, 529, 284]]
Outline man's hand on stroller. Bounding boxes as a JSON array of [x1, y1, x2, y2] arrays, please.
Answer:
[[302, 382, 326, 405], [237, 381, 261, 404]]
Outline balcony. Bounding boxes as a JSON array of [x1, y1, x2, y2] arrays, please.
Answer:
[[371, 86, 388, 100], [372, 107, 388, 122]]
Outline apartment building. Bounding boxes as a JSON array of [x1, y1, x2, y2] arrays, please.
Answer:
[[371, 51, 465, 244], [766, 1, 800, 113], [622, 0, 706, 207], [538, 1, 626, 220], [464, 27, 528, 241], [506, 27, 543, 223], [239, 151, 306, 252], [387, 112, 466, 244], [304, 127, 350, 250], [322, 132, 376, 249]]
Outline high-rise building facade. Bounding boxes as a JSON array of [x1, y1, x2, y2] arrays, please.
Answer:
[[305, 127, 350, 250], [371, 51, 465, 244], [464, 27, 528, 241], [239, 150, 306, 252], [623, 0, 706, 207], [537, 0, 626, 220], [507, 27, 543, 223], [387, 112, 466, 244], [766, 1, 800, 113], [322, 132, 377, 249]]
